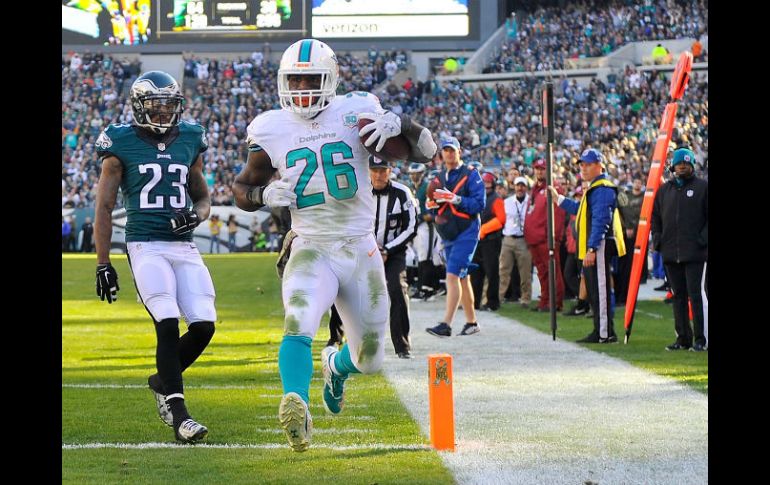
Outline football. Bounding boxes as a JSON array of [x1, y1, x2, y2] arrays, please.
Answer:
[[358, 118, 411, 162], [426, 176, 442, 201]]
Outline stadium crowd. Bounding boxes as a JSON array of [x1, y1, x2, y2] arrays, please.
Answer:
[[62, 56, 707, 211], [61, 1, 707, 210], [486, 0, 708, 73], [61, 47, 410, 209], [62, 52, 141, 208]]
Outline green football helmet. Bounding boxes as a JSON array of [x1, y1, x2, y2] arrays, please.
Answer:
[[130, 71, 184, 134]]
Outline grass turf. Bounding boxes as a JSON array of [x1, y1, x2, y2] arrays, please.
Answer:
[[63, 253, 454, 485], [63, 253, 707, 483]]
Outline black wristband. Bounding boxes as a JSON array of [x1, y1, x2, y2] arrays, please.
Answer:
[[247, 186, 265, 206], [398, 113, 412, 135]]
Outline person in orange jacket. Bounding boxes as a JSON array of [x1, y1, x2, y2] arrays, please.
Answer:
[[470, 171, 507, 311]]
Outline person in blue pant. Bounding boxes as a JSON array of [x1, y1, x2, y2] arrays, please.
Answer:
[[425, 137, 486, 337]]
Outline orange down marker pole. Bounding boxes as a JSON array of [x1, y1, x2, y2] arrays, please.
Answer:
[[428, 354, 455, 451]]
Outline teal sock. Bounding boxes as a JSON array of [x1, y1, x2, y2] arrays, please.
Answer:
[[278, 335, 313, 404], [333, 343, 361, 378]]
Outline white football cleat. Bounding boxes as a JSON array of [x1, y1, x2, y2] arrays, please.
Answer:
[[321, 346, 346, 415], [279, 392, 313, 452], [148, 376, 173, 427], [175, 418, 208, 443]]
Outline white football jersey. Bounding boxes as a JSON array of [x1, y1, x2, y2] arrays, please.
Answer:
[[247, 92, 385, 239]]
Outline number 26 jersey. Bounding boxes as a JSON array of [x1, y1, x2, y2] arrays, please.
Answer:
[[246, 92, 385, 240]]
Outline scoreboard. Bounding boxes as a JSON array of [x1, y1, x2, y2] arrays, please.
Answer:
[[62, 0, 306, 45], [62, 0, 479, 46], [157, 0, 305, 39]]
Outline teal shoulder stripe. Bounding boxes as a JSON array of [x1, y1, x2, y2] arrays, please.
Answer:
[[298, 40, 313, 62]]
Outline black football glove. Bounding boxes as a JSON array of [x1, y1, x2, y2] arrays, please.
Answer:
[[170, 209, 201, 235], [96, 263, 120, 304]]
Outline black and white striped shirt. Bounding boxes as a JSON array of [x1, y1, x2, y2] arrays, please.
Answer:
[[372, 181, 418, 255]]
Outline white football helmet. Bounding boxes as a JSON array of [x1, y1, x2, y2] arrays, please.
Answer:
[[278, 39, 339, 119]]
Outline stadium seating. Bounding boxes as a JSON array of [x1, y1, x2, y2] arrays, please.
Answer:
[[62, 2, 707, 208]]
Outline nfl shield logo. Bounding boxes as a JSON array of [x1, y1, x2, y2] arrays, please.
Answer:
[[158, 143, 166, 151], [343, 112, 358, 127]]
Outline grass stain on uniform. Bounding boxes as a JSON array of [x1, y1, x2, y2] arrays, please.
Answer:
[[341, 246, 356, 259], [284, 314, 301, 335], [284, 248, 320, 276], [357, 331, 380, 365], [367, 271, 385, 308], [288, 290, 309, 308]]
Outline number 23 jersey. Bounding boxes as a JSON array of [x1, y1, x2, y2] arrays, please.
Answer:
[[96, 121, 208, 242], [246, 92, 385, 239]]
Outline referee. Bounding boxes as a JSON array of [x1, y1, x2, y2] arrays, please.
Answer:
[[328, 156, 419, 358], [551, 148, 626, 343]]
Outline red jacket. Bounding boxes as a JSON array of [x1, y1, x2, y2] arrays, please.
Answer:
[[524, 180, 566, 246], [566, 214, 577, 254]]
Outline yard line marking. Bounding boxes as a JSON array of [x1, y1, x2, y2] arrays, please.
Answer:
[[63, 384, 262, 390], [254, 415, 374, 420], [636, 310, 664, 319], [254, 428, 373, 434], [62, 385, 369, 407], [63, 442, 430, 451]]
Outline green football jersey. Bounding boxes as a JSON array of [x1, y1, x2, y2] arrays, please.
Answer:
[[96, 121, 208, 242]]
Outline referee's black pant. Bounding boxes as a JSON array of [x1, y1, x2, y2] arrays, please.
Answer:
[[385, 253, 411, 354], [664, 261, 708, 348], [583, 239, 618, 340]]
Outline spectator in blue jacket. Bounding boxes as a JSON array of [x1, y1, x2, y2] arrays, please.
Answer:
[[426, 137, 486, 337]]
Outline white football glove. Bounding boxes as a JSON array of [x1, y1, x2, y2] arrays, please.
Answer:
[[433, 188, 462, 205], [262, 180, 296, 208], [358, 111, 402, 152]]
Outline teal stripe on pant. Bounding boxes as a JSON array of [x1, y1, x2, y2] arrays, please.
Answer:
[[278, 335, 313, 404]]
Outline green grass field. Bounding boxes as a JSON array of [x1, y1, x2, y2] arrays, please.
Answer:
[[497, 296, 708, 394], [63, 253, 707, 483], [63, 254, 454, 485]]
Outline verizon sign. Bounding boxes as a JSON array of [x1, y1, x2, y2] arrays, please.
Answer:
[[313, 15, 469, 38], [312, 15, 469, 39]]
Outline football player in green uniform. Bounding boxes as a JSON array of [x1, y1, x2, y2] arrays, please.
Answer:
[[94, 71, 215, 443]]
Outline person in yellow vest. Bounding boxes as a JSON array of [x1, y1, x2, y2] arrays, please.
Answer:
[[651, 43, 667, 64], [209, 214, 223, 253], [549, 148, 626, 343]]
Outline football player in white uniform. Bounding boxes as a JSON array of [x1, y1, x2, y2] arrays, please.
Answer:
[[232, 39, 437, 452]]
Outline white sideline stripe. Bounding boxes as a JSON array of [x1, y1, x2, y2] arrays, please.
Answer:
[[382, 299, 708, 485], [63, 442, 429, 451]]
